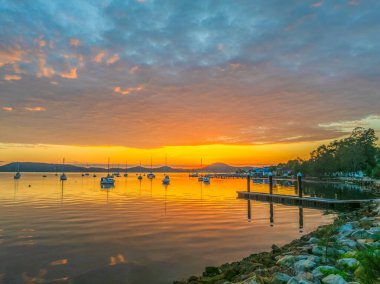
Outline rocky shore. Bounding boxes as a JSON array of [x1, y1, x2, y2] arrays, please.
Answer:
[[175, 203, 380, 284]]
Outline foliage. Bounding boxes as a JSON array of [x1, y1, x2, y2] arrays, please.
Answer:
[[355, 248, 380, 284], [276, 128, 379, 177], [319, 267, 348, 281]]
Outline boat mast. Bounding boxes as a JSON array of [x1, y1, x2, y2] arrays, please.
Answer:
[[150, 156, 153, 173], [107, 158, 110, 176], [62, 158, 65, 174]]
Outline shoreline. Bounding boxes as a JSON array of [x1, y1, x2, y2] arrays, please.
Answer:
[[175, 202, 380, 284]]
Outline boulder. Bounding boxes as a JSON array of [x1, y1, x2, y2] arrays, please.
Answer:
[[322, 274, 348, 284], [351, 229, 372, 240], [308, 237, 319, 244], [294, 259, 317, 273], [337, 258, 359, 271], [271, 272, 291, 284], [311, 265, 337, 279], [339, 224, 353, 234], [287, 277, 299, 284]]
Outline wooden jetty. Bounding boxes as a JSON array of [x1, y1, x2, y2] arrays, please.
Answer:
[[237, 191, 380, 210]]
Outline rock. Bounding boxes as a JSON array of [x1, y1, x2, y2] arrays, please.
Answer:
[[322, 274, 348, 284], [242, 275, 259, 284], [295, 272, 314, 282], [351, 229, 372, 240], [294, 259, 317, 273], [337, 258, 359, 271], [312, 245, 337, 257], [287, 277, 299, 284], [298, 280, 313, 284], [312, 266, 337, 279], [339, 224, 353, 234], [336, 238, 357, 249], [271, 272, 291, 284], [308, 237, 319, 244], [276, 255, 307, 267]]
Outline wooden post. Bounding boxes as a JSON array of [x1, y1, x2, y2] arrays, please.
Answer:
[[297, 172, 303, 198], [247, 174, 251, 192], [268, 172, 273, 195]]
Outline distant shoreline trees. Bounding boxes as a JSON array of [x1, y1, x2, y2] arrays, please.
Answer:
[[275, 127, 380, 178]]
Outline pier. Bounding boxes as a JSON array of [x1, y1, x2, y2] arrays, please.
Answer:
[[238, 173, 380, 210], [237, 191, 379, 210]]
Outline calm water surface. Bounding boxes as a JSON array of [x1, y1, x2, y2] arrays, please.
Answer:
[[0, 173, 366, 283]]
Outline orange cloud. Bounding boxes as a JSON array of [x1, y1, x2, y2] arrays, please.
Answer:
[[93, 50, 107, 63], [4, 74, 21, 81], [70, 38, 80, 47], [25, 107, 46, 112], [60, 68, 77, 79], [2, 107, 13, 112], [0, 49, 25, 67], [107, 54, 120, 65], [113, 85, 144, 95]]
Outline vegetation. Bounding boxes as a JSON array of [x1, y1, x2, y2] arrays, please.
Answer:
[[276, 127, 379, 178], [355, 248, 380, 284]]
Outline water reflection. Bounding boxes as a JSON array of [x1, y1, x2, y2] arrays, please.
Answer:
[[0, 173, 342, 284]]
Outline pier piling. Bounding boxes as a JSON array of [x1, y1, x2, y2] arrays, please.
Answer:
[[268, 172, 273, 195], [297, 172, 303, 198], [247, 175, 251, 192]]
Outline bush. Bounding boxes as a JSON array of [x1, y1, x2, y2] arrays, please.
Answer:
[[355, 249, 380, 284], [371, 165, 380, 179]]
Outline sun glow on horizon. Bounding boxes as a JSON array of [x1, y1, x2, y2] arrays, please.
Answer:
[[0, 141, 331, 168]]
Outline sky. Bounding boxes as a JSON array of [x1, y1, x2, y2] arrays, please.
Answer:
[[0, 0, 380, 167]]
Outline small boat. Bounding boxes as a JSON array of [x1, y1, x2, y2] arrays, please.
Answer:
[[189, 172, 198, 177], [93, 174, 97, 178], [101, 158, 115, 186], [147, 157, 156, 179], [100, 176, 115, 185], [42, 175, 47, 178], [14, 162, 21, 179], [60, 158, 67, 181], [203, 176, 210, 184], [114, 172, 121, 177], [162, 175, 170, 184], [198, 176, 204, 182], [138, 174, 143, 180]]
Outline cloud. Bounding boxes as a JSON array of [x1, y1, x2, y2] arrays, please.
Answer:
[[60, 68, 77, 79], [24, 107, 46, 112], [113, 85, 144, 95], [93, 50, 107, 63], [106, 54, 120, 65], [70, 38, 80, 47], [2, 107, 13, 112], [4, 74, 21, 81], [0, 49, 25, 67]]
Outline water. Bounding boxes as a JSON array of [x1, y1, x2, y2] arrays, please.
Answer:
[[0, 173, 370, 284]]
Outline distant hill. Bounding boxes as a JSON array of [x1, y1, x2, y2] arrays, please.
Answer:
[[202, 163, 255, 173], [0, 162, 187, 173], [0, 162, 257, 173]]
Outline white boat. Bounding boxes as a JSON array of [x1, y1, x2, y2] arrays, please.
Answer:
[[60, 158, 67, 181], [147, 157, 155, 179], [100, 158, 115, 186], [162, 175, 170, 184], [189, 172, 198, 177], [14, 162, 21, 179], [203, 176, 210, 183]]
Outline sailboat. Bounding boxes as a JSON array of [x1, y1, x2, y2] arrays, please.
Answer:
[[60, 158, 67, 181], [123, 161, 128, 177], [162, 155, 170, 185], [147, 157, 155, 179], [14, 162, 21, 179], [203, 176, 210, 184], [100, 158, 115, 186], [137, 162, 143, 180], [198, 158, 204, 181]]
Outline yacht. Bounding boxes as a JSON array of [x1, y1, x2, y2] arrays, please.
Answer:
[[60, 158, 67, 181], [203, 176, 210, 184], [14, 162, 21, 179], [162, 175, 170, 185], [100, 158, 114, 186], [147, 157, 155, 179]]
